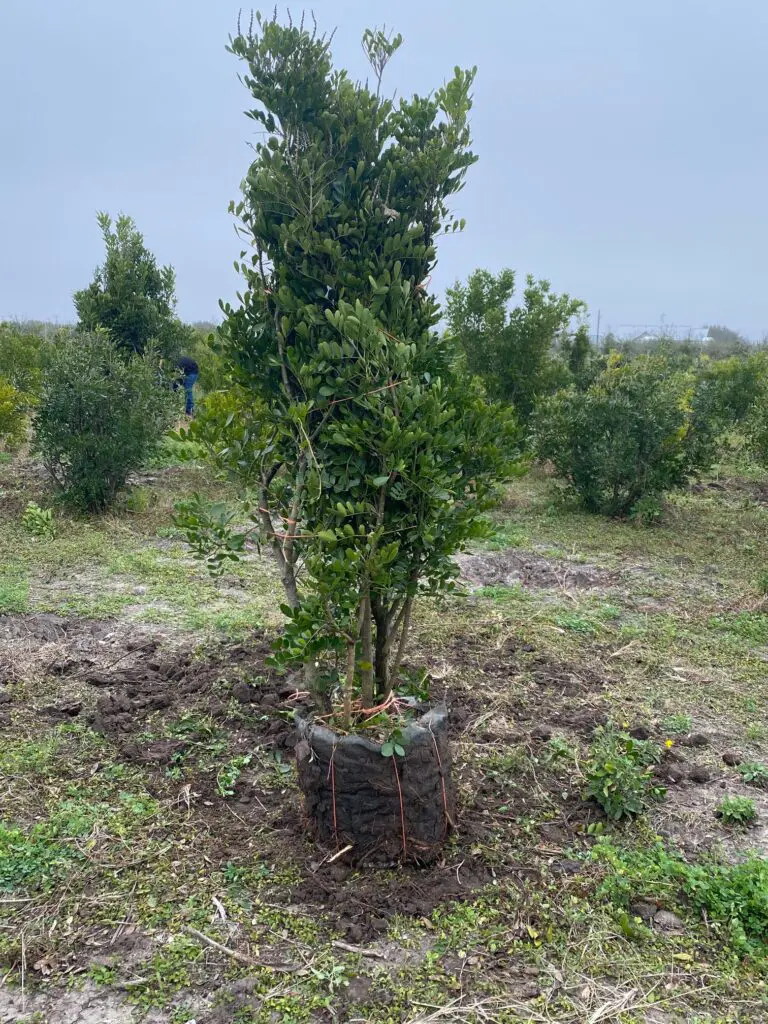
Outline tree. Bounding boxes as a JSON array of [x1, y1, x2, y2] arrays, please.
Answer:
[[179, 13, 516, 723], [445, 268, 586, 426], [74, 212, 190, 358], [561, 323, 593, 381], [707, 324, 749, 358]]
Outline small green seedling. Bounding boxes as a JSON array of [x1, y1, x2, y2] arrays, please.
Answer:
[[662, 713, 692, 736], [381, 726, 407, 758], [216, 754, 252, 797], [716, 796, 757, 827], [544, 736, 577, 764], [738, 762, 768, 789], [21, 501, 56, 539]]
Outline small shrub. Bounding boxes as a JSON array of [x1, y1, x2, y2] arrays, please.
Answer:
[[33, 333, 177, 511], [746, 722, 767, 743], [0, 376, 28, 451], [583, 723, 665, 820], [592, 838, 768, 956], [533, 355, 716, 516], [738, 762, 768, 789], [629, 492, 663, 527], [716, 795, 757, 827], [124, 487, 153, 514], [21, 501, 56, 539]]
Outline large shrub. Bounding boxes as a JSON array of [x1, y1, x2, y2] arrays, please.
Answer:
[[534, 355, 716, 516], [0, 322, 48, 395], [34, 333, 177, 510], [179, 15, 516, 722], [745, 375, 768, 467], [0, 377, 28, 451], [698, 352, 768, 429]]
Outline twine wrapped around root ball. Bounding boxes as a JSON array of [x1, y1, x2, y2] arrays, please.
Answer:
[[295, 706, 455, 864]]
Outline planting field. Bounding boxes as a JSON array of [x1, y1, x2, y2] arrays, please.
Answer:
[[2, 447, 768, 1023]]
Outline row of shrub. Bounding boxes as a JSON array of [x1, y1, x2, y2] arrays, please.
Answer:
[[532, 350, 768, 518], [3, 318, 768, 519]]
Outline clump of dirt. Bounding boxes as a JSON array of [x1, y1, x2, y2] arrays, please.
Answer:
[[456, 549, 617, 592], [0, 612, 170, 686]]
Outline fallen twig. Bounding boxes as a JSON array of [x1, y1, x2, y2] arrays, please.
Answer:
[[331, 940, 386, 959], [183, 925, 299, 973]]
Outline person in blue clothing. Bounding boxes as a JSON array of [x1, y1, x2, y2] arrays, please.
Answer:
[[176, 356, 199, 415]]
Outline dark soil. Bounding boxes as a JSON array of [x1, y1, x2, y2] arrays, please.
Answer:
[[0, 610, 726, 948]]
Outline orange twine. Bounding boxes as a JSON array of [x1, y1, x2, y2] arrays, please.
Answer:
[[391, 753, 408, 859], [327, 744, 339, 848], [430, 729, 452, 835]]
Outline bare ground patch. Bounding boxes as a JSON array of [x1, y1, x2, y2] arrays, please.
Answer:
[[455, 549, 616, 592]]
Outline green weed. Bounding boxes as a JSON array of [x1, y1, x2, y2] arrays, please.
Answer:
[[583, 723, 665, 820], [738, 762, 768, 788], [216, 754, 252, 797], [592, 838, 768, 956], [662, 713, 693, 735], [554, 613, 598, 635], [0, 575, 29, 613], [21, 501, 56, 539], [716, 796, 757, 827]]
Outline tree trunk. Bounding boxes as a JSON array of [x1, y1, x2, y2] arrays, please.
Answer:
[[360, 590, 374, 709], [372, 597, 391, 698], [342, 638, 356, 731], [389, 595, 414, 689], [258, 485, 300, 608], [303, 659, 326, 710]]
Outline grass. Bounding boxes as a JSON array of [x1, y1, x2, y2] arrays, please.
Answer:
[[0, 454, 282, 633], [3, 450, 768, 1019]]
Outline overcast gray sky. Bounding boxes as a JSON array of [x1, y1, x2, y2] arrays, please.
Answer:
[[2, 0, 767, 337]]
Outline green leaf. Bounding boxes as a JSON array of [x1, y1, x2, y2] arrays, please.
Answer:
[[372, 475, 390, 487], [380, 742, 394, 758]]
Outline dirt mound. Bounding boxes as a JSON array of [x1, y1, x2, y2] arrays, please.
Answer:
[[0, 612, 170, 686], [456, 549, 616, 591]]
